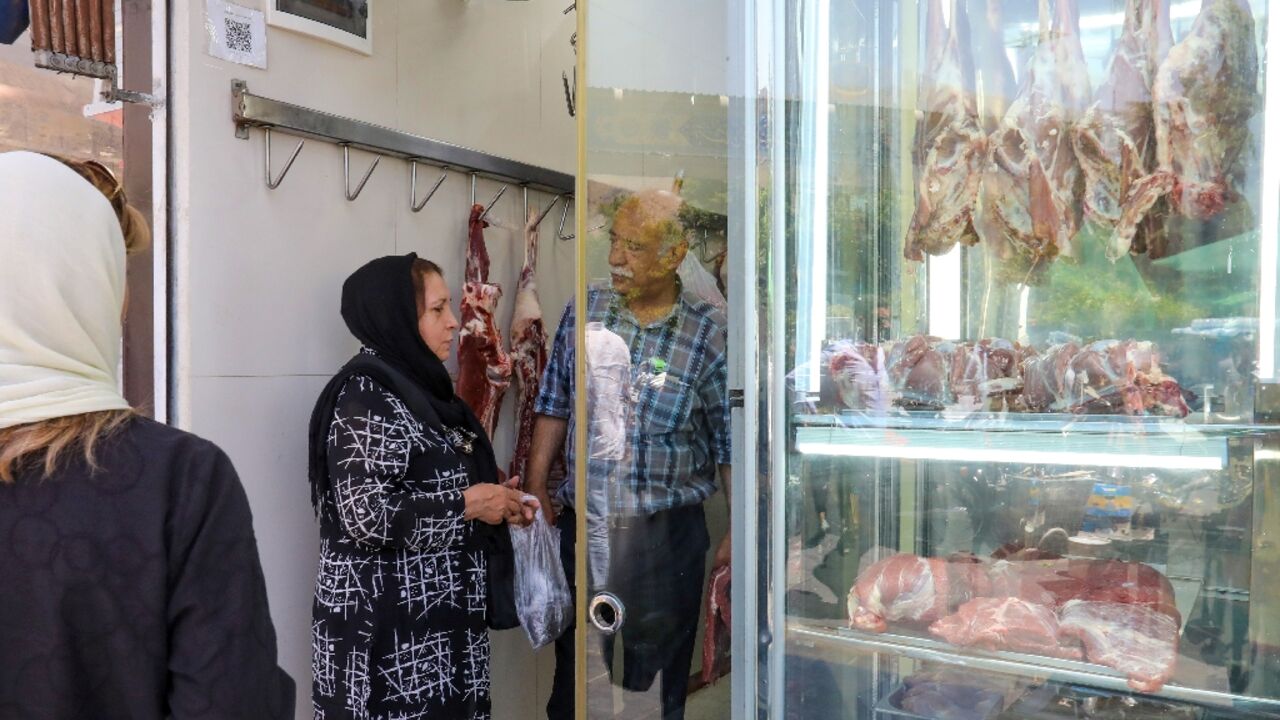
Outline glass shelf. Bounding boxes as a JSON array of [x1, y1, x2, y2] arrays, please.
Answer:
[[793, 413, 1268, 470], [787, 622, 1280, 718]]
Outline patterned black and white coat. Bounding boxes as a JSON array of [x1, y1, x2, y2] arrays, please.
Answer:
[[312, 373, 490, 720]]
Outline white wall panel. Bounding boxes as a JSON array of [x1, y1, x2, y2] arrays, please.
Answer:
[[172, 1, 575, 716]]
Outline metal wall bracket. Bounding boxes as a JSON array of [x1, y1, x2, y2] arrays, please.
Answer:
[[558, 197, 575, 241], [535, 194, 561, 227], [410, 161, 448, 213], [343, 145, 381, 202], [264, 128, 304, 190]]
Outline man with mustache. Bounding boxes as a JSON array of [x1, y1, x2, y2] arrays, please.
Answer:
[[526, 189, 732, 720]]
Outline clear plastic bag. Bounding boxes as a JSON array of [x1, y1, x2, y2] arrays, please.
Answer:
[[510, 507, 573, 649]]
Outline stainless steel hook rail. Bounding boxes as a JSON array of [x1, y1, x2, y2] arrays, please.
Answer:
[[233, 79, 574, 196]]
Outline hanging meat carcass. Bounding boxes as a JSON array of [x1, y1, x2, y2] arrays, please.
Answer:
[[457, 204, 513, 439], [974, 0, 1017, 137], [508, 208, 549, 482], [904, 0, 987, 261], [1150, 0, 1258, 221], [978, 0, 1091, 284], [1073, 0, 1174, 260]]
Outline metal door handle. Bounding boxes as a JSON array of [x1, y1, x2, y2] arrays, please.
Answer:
[[588, 592, 625, 635]]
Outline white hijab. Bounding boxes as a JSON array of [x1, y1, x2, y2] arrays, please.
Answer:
[[0, 151, 131, 429]]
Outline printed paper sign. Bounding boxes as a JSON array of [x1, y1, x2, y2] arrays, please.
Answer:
[[206, 0, 268, 69]]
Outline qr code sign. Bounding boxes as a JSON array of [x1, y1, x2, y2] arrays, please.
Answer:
[[225, 18, 253, 53], [207, 0, 267, 69]]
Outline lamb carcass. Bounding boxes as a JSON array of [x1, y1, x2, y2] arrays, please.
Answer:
[[978, 0, 1091, 284], [904, 0, 986, 261], [509, 208, 549, 482], [1151, 0, 1258, 221], [1073, 0, 1174, 260], [456, 204, 513, 439], [929, 596, 1084, 659], [974, 0, 1016, 137], [1059, 600, 1180, 692]]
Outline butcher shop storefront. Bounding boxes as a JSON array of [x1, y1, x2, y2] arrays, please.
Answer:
[[5, 0, 1280, 717]]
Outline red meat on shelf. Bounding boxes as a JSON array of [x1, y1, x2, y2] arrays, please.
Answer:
[[986, 559, 1179, 620], [1058, 599, 1180, 692], [929, 596, 1084, 660], [846, 554, 989, 633]]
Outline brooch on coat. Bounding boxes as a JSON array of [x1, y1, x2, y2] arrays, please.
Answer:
[[444, 426, 477, 454]]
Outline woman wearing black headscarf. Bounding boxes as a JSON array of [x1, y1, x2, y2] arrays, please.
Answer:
[[308, 254, 535, 720]]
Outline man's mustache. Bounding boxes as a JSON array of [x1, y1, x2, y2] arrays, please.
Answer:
[[610, 267, 635, 279]]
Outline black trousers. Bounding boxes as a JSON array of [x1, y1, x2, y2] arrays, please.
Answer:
[[547, 504, 710, 720]]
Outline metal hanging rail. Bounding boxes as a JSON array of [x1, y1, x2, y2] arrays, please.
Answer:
[[231, 79, 575, 196]]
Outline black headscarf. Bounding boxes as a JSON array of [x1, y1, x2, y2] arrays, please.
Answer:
[[307, 253, 499, 513]]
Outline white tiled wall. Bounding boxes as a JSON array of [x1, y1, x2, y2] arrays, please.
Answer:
[[171, 1, 576, 717]]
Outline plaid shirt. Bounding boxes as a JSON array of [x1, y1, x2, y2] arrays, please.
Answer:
[[535, 285, 731, 515]]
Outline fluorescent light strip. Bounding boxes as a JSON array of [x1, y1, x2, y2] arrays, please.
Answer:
[[795, 441, 1225, 471]]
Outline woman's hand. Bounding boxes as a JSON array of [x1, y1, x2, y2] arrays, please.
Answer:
[[462, 483, 528, 525], [504, 476, 541, 527]]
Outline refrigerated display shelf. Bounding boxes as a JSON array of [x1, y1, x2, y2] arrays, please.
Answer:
[[787, 622, 1280, 718], [792, 413, 1262, 470]]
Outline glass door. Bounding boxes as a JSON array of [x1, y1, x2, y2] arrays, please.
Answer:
[[749, 0, 1280, 718], [574, 1, 738, 719]]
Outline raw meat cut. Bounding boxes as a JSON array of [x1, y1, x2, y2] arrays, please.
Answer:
[[949, 338, 1026, 410], [1058, 599, 1179, 692], [1151, 0, 1258, 221], [847, 553, 988, 633], [456, 203, 513, 439], [986, 559, 1178, 620], [827, 340, 891, 412], [986, 560, 1079, 607], [904, 0, 986, 261], [508, 207, 549, 482], [1072, 0, 1173, 260], [701, 565, 732, 685], [929, 596, 1084, 659], [978, 0, 1091, 284], [1066, 340, 1189, 417], [898, 667, 1009, 720], [1019, 341, 1079, 412], [886, 336, 957, 409]]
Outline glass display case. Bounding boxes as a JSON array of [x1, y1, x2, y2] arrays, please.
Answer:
[[576, 0, 1280, 718], [744, 0, 1280, 718]]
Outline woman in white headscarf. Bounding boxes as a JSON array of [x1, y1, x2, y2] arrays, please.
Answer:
[[0, 151, 294, 719]]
